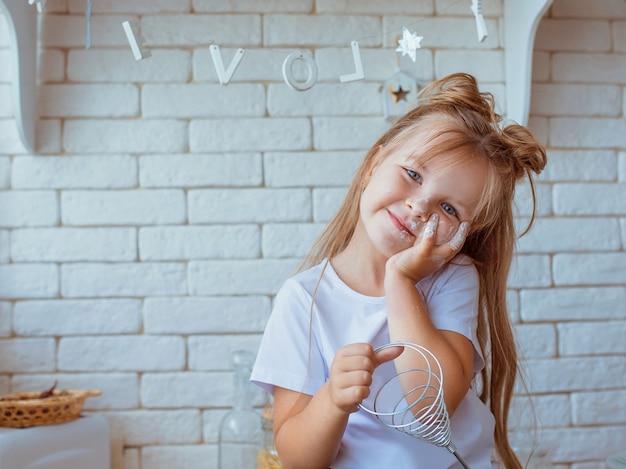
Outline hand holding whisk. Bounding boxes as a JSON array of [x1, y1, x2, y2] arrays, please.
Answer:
[[358, 342, 471, 469]]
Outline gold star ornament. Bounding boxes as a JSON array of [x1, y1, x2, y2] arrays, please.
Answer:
[[389, 84, 411, 103]]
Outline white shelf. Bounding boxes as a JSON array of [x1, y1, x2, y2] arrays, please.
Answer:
[[0, 0, 37, 153], [504, 0, 553, 126]]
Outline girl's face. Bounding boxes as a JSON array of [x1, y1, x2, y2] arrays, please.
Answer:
[[358, 124, 490, 259]]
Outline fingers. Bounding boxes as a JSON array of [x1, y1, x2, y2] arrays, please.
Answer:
[[449, 221, 469, 251], [329, 344, 378, 413], [374, 345, 404, 368], [422, 214, 439, 244], [334, 343, 375, 371], [410, 214, 438, 254]]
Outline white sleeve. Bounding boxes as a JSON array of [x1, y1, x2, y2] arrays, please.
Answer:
[[250, 277, 327, 396]]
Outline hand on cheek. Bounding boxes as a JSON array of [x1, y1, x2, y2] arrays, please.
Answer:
[[387, 215, 470, 283], [449, 220, 469, 252]]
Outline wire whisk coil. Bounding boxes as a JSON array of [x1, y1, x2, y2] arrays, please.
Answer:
[[358, 342, 471, 469]]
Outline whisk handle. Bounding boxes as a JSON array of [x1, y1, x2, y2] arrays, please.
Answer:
[[446, 442, 472, 469]]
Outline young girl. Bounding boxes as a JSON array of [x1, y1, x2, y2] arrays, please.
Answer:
[[251, 73, 546, 468]]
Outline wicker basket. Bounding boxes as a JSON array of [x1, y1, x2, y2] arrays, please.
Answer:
[[0, 389, 101, 428]]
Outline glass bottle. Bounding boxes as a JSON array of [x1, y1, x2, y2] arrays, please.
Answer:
[[257, 396, 282, 469], [218, 350, 263, 469]]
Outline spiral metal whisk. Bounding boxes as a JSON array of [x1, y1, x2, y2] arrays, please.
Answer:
[[358, 342, 471, 469]]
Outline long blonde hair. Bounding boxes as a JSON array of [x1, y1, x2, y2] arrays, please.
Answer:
[[300, 73, 547, 468]]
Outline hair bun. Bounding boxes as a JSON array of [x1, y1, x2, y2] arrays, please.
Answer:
[[417, 73, 500, 125], [501, 124, 547, 180]]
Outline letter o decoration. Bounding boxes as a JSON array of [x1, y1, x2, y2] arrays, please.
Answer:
[[282, 50, 318, 91]]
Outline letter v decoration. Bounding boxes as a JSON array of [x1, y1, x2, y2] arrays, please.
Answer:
[[209, 45, 245, 85]]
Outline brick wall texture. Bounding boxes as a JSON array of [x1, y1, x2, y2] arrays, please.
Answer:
[[1, 0, 625, 468]]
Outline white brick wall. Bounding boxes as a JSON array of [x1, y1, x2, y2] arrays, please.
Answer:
[[0, 0, 624, 467]]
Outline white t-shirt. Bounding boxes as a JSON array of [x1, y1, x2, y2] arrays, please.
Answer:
[[251, 255, 495, 469]]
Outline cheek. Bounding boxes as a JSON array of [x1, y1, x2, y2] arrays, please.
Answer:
[[360, 175, 395, 209], [359, 184, 373, 213], [435, 220, 459, 246]]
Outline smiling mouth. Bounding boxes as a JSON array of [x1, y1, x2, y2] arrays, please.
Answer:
[[387, 210, 415, 238]]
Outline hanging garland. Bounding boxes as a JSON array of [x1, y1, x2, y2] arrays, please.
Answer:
[[29, 0, 488, 106], [117, 0, 487, 91]]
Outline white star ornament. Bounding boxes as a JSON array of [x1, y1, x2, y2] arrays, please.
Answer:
[[395, 27, 423, 62]]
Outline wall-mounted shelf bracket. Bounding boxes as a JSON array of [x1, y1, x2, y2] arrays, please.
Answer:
[[0, 0, 37, 153], [504, 0, 553, 126]]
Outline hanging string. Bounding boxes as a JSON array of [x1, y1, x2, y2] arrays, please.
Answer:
[[116, 0, 482, 90], [123, 0, 469, 60], [136, 23, 215, 45], [85, 0, 93, 49], [340, 0, 467, 47]]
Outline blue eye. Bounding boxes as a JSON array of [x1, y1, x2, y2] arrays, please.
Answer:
[[406, 168, 421, 182], [442, 203, 458, 217]]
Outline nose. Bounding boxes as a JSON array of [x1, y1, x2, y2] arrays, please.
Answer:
[[407, 197, 431, 220]]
